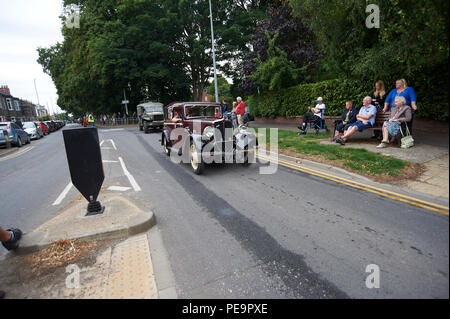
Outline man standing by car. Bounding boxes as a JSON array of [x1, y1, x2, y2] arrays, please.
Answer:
[[236, 97, 246, 127]]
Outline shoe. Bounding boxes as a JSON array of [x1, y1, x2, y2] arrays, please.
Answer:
[[1, 228, 22, 251], [381, 140, 389, 144], [377, 143, 387, 148], [336, 138, 345, 145], [331, 136, 337, 142], [298, 131, 306, 136], [0, 290, 5, 299]]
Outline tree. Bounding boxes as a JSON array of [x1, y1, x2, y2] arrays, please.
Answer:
[[207, 76, 233, 104], [38, 0, 191, 115], [239, 2, 319, 94], [249, 31, 305, 91]]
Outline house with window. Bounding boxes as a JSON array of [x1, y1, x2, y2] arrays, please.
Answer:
[[0, 85, 38, 122]]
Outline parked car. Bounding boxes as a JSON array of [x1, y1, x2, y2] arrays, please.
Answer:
[[23, 122, 43, 140], [44, 121, 57, 132], [0, 122, 31, 148], [161, 102, 257, 175], [137, 102, 165, 133], [37, 121, 49, 135]]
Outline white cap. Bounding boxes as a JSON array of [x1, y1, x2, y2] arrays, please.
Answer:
[[317, 97, 323, 101]]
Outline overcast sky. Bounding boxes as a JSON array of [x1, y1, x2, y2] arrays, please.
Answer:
[[0, 0, 64, 114]]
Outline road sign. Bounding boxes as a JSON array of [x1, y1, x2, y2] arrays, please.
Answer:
[[122, 100, 129, 104], [63, 127, 105, 216]]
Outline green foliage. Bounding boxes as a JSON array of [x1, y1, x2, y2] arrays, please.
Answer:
[[207, 76, 233, 105], [249, 31, 306, 91], [249, 79, 371, 118]]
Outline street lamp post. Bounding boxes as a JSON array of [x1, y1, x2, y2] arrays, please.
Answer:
[[209, 0, 219, 103]]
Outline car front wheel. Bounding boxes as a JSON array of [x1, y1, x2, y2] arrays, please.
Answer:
[[163, 136, 171, 156], [190, 142, 204, 175]]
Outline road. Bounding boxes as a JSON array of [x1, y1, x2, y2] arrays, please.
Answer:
[[0, 124, 448, 298]]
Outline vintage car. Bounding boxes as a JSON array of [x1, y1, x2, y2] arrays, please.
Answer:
[[137, 102, 165, 133], [161, 102, 257, 175]]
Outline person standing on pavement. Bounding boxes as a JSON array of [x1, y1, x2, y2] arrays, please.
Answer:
[[370, 80, 387, 140], [0, 227, 23, 299], [222, 100, 228, 117], [88, 113, 95, 127], [236, 97, 246, 127]]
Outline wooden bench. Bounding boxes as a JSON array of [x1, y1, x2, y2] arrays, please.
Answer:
[[367, 111, 390, 131]]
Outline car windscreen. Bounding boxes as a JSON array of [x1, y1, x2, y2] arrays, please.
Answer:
[[145, 106, 163, 113], [23, 122, 35, 129], [185, 105, 221, 118]]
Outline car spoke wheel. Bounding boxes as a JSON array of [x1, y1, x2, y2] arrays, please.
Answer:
[[163, 137, 170, 156], [190, 143, 204, 175]]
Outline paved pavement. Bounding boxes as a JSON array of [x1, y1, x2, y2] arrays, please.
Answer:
[[0, 124, 448, 298]]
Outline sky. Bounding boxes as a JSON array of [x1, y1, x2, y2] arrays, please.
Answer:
[[0, 0, 64, 114]]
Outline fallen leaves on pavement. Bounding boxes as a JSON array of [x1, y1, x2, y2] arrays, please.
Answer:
[[29, 239, 98, 275]]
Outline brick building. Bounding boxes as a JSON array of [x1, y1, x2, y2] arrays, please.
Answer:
[[0, 85, 38, 122]]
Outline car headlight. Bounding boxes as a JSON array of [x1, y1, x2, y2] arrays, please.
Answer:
[[202, 126, 215, 140]]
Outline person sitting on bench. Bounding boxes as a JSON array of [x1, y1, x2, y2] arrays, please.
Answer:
[[331, 101, 358, 142], [298, 97, 326, 135], [377, 96, 412, 148], [336, 97, 377, 145]]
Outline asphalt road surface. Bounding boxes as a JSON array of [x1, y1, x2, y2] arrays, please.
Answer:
[[0, 124, 448, 298]]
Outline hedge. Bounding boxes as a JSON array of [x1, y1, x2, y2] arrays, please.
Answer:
[[248, 78, 449, 121]]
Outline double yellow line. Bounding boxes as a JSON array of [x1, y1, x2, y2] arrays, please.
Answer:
[[256, 153, 449, 216]]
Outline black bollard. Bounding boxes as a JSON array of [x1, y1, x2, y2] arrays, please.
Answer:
[[62, 127, 105, 216]]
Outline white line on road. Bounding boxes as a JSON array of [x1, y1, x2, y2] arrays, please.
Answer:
[[103, 160, 119, 163], [100, 140, 105, 147], [108, 186, 131, 192], [53, 182, 73, 206], [118, 157, 141, 192], [109, 139, 117, 150], [101, 147, 113, 150]]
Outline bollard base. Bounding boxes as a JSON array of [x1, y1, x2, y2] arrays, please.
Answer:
[[86, 201, 105, 216]]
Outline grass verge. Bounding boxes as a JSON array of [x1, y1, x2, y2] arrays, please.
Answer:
[[257, 129, 416, 179]]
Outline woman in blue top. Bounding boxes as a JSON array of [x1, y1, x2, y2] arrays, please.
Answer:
[[383, 79, 417, 113]]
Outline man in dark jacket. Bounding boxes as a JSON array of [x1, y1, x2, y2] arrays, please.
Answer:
[[331, 101, 358, 142]]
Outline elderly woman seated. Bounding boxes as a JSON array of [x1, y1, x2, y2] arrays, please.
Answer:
[[377, 96, 412, 148]]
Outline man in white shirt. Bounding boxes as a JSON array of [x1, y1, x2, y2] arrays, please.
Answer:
[[298, 97, 326, 135]]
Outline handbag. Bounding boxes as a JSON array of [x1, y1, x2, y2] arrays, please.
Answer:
[[399, 124, 414, 149]]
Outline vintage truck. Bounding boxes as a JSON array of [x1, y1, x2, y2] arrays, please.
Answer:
[[137, 102, 165, 133]]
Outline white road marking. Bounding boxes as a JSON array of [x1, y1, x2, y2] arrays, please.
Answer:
[[101, 128, 124, 132], [103, 160, 119, 163], [53, 182, 73, 206], [118, 157, 141, 192], [109, 139, 117, 150], [100, 140, 105, 147], [101, 147, 112, 150], [108, 186, 131, 192]]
